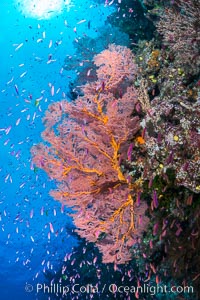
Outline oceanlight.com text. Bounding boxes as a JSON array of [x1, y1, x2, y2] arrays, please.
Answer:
[[108, 283, 194, 296], [28, 283, 195, 296]]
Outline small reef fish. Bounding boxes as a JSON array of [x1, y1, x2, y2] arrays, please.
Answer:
[[15, 43, 23, 51], [20, 71, 27, 78], [77, 19, 86, 25], [49, 222, 54, 233]]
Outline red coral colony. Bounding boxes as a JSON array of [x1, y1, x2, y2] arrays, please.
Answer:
[[31, 1, 200, 298]]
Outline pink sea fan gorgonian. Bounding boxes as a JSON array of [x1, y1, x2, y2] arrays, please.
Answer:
[[157, 0, 200, 74], [93, 44, 137, 92], [31, 45, 149, 264]]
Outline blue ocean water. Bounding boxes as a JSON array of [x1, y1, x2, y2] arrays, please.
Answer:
[[0, 1, 114, 299], [1, 1, 199, 300]]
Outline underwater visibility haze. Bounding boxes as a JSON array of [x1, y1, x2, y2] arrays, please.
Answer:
[[0, 0, 199, 300]]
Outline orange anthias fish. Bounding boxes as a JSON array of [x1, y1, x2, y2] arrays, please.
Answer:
[[135, 136, 145, 145]]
